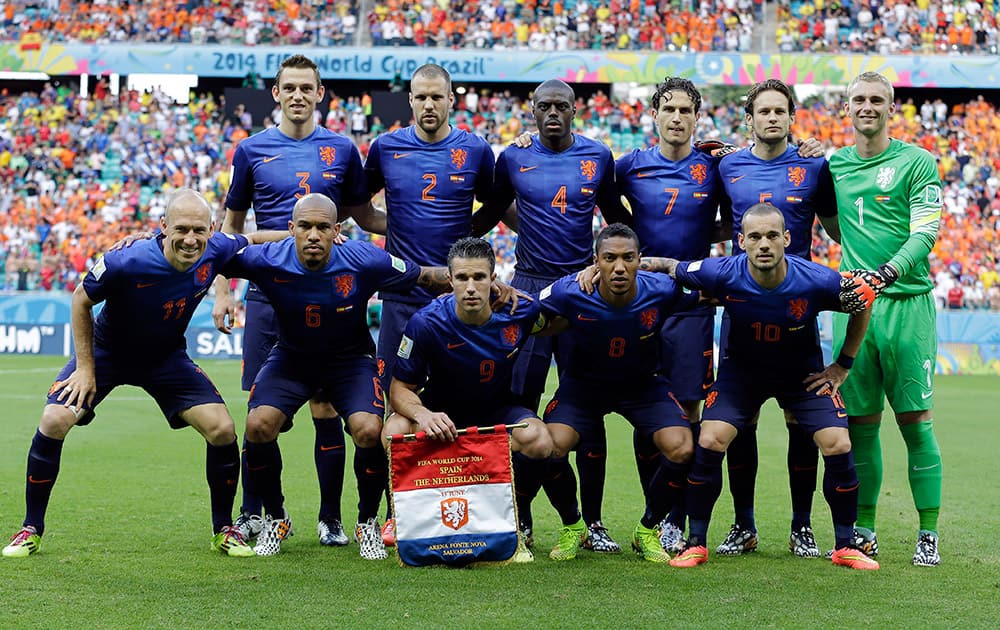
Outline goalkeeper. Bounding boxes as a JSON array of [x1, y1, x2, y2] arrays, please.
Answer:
[[831, 71, 943, 568]]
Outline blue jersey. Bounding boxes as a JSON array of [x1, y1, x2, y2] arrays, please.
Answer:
[[538, 272, 696, 383], [719, 146, 836, 259], [225, 127, 367, 230], [492, 134, 619, 278], [394, 295, 542, 417], [83, 232, 249, 358], [222, 239, 420, 358], [365, 126, 495, 303], [674, 254, 842, 376], [616, 147, 726, 261]]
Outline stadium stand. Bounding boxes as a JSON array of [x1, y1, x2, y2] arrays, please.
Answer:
[[365, 0, 757, 51], [776, 0, 1000, 54], [0, 80, 997, 308], [0, 0, 361, 47]]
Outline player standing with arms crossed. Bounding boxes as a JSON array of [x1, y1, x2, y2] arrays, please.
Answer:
[[215, 55, 382, 548], [472, 79, 632, 553], [831, 72, 944, 566]]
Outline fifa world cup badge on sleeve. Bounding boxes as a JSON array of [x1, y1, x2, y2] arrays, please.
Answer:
[[397, 335, 413, 359]]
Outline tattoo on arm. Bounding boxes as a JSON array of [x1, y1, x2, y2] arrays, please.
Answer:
[[417, 266, 451, 293], [638, 257, 678, 275]]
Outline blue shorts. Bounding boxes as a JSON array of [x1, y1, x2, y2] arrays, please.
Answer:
[[427, 400, 538, 430], [241, 296, 279, 391], [248, 349, 384, 427], [47, 347, 224, 429], [543, 375, 688, 440], [702, 360, 848, 436], [659, 311, 714, 402], [376, 298, 427, 394], [510, 272, 573, 407]]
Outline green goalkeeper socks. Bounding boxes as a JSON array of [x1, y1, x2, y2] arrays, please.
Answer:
[[848, 422, 882, 531], [900, 420, 942, 535]]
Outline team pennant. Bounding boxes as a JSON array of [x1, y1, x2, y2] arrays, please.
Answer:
[[388, 425, 522, 567]]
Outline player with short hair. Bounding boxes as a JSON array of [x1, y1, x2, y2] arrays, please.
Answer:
[[215, 54, 381, 548], [646, 203, 878, 570], [714, 79, 840, 559], [362, 64, 496, 545], [383, 237, 553, 561], [217, 194, 463, 559], [2, 190, 283, 559], [613, 76, 728, 553], [831, 71, 944, 567], [538, 223, 700, 562], [472, 79, 633, 553]]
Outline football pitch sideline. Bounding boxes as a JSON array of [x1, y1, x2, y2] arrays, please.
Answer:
[[0, 355, 997, 628]]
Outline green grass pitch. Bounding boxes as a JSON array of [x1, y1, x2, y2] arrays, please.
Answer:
[[1, 355, 998, 628]]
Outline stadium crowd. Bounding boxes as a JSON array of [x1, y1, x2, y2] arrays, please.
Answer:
[[0, 0, 361, 47], [776, 0, 1000, 54], [0, 81, 998, 309], [2, 0, 999, 54], [366, 0, 759, 51]]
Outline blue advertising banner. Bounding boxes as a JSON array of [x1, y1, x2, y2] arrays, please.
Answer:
[[3, 42, 1000, 87]]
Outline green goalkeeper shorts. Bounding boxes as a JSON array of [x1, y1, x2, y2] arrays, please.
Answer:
[[833, 291, 936, 416]]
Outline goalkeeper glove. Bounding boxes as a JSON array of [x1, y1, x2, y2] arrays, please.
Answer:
[[839, 272, 876, 313], [694, 139, 738, 159], [846, 264, 899, 298]]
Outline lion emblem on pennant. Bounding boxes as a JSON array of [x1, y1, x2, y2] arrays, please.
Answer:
[[441, 498, 469, 530]]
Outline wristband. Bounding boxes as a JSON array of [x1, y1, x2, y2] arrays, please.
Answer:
[[836, 352, 855, 370]]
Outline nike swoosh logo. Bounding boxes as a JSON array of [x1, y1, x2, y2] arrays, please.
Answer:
[[835, 173, 850, 181], [364, 467, 382, 475], [636, 171, 652, 178], [393, 152, 412, 159], [273, 277, 292, 284], [724, 295, 747, 302], [837, 411, 848, 418], [835, 483, 860, 493], [28, 476, 53, 484], [912, 464, 940, 471], [576, 314, 598, 321], [136, 282, 156, 288], [319, 445, 344, 451], [446, 342, 466, 350], [921, 391, 933, 399], [729, 175, 746, 183], [519, 165, 538, 172], [263, 155, 282, 163], [585, 452, 605, 459], [702, 382, 713, 390], [687, 478, 707, 486]]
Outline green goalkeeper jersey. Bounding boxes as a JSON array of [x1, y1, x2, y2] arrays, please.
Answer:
[[830, 139, 942, 298]]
